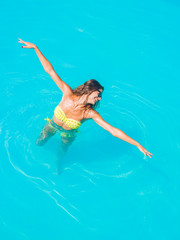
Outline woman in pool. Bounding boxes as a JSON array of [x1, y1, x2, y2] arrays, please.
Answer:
[[18, 38, 153, 158]]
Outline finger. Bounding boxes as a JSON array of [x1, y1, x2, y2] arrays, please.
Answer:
[[18, 40, 25, 44], [18, 38, 25, 42], [18, 38, 26, 44]]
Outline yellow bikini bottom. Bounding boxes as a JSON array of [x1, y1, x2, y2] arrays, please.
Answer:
[[44, 117, 80, 138]]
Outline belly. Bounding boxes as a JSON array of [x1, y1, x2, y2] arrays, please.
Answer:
[[52, 115, 73, 130]]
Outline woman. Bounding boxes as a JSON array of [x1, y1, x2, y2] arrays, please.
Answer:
[[18, 38, 153, 158]]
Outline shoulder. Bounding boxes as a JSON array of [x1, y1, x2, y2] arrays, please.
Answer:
[[61, 91, 74, 102], [85, 109, 102, 120]]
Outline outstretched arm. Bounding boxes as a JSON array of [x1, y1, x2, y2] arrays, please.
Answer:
[[18, 38, 72, 96], [90, 110, 153, 158]]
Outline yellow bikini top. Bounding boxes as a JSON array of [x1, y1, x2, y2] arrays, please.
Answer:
[[54, 105, 82, 129]]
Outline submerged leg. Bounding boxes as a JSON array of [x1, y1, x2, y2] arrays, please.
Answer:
[[56, 132, 77, 174], [61, 133, 77, 152], [36, 122, 57, 146]]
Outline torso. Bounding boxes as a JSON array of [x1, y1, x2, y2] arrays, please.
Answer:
[[53, 93, 92, 130]]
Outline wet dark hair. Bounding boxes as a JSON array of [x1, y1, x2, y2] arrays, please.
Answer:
[[72, 79, 104, 116]]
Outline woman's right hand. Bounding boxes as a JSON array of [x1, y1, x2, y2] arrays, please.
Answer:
[[137, 144, 153, 158], [18, 38, 36, 49]]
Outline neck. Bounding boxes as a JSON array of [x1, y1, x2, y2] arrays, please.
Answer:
[[73, 94, 88, 109]]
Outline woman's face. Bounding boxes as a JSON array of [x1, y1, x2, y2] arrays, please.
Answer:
[[87, 89, 103, 105]]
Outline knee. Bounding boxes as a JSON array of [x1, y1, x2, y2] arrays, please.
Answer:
[[36, 138, 46, 146]]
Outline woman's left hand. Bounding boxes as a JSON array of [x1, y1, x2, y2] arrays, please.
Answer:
[[18, 38, 36, 49], [137, 144, 153, 158]]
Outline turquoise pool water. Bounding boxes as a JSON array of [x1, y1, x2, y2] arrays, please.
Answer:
[[1, 0, 180, 239]]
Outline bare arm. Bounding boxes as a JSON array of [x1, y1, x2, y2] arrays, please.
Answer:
[[90, 110, 153, 158], [18, 38, 73, 96], [34, 46, 72, 95], [34, 46, 53, 72]]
